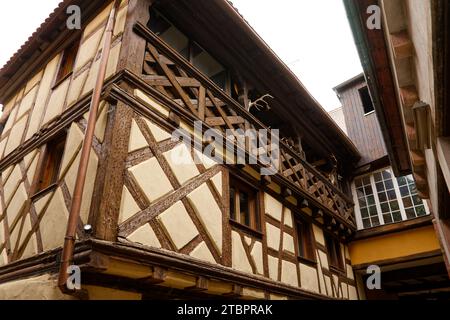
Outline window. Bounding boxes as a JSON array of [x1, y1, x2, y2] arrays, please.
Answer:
[[295, 218, 315, 261], [148, 8, 228, 91], [355, 176, 380, 228], [374, 170, 402, 224], [397, 175, 427, 219], [358, 86, 374, 114], [34, 135, 66, 193], [229, 178, 260, 230], [55, 40, 79, 85], [325, 233, 344, 270], [353, 168, 429, 230]]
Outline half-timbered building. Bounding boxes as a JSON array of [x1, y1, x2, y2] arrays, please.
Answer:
[[0, 0, 361, 299]]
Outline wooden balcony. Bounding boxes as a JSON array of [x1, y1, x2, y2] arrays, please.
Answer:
[[131, 22, 356, 231]]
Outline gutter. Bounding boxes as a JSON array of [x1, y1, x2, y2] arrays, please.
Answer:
[[58, 0, 121, 294]]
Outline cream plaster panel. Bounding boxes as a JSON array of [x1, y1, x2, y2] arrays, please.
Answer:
[[40, 189, 68, 251], [3, 165, 22, 204], [157, 201, 198, 250], [16, 86, 37, 119], [64, 150, 98, 223], [284, 208, 293, 228], [129, 157, 173, 203], [27, 155, 39, 186], [119, 186, 141, 224], [332, 274, 341, 298], [2, 107, 18, 136], [127, 223, 161, 248], [146, 119, 172, 142], [0, 138, 7, 159], [341, 282, 348, 299], [317, 263, 326, 294], [347, 265, 354, 280], [114, 6, 128, 36], [313, 224, 325, 246], [282, 233, 295, 254], [0, 219, 4, 245], [264, 193, 282, 221], [251, 241, 264, 275], [25, 71, 43, 94], [281, 260, 298, 286], [6, 183, 27, 224], [0, 249, 5, 267], [75, 28, 103, 71], [34, 192, 54, 216], [268, 255, 279, 281], [244, 236, 251, 246], [4, 115, 27, 156], [242, 287, 265, 299], [82, 56, 100, 95], [211, 172, 222, 197], [345, 245, 350, 260], [318, 250, 329, 270], [348, 285, 358, 300], [187, 183, 222, 254], [193, 149, 218, 169], [2, 165, 14, 182], [66, 69, 89, 107], [25, 55, 59, 140], [134, 90, 169, 117], [265, 223, 281, 250], [42, 78, 70, 125], [190, 241, 216, 264], [163, 144, 200, 185], [83, 3, 110, 37], [60, 123, 83, 177], [105, 42, 121, 78], [231, 231, 252, 274], [24, 150, 37, 169], [270, 294, 288, 300], [300, 263, 319, 293], [20, 215, 37, 259], [0, 274, 76, 300], [325, 275, 332, 297], [128, 119, 148, 152], [95, 103, 108, 143]]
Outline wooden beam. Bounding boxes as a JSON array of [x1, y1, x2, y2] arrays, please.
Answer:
[[390, 30, 413, 59]]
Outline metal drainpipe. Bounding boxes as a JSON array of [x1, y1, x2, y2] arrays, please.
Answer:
[[58, 0, 121, 293]]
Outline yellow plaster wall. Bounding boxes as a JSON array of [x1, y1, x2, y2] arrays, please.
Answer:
[[349, 225, 440, 265]]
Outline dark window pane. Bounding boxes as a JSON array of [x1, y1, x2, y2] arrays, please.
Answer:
[[359, 198, 367, 208], [229, 187, 236, 220], [239, 190, 250, 226], [376, 182, 384, 192], [412, 195, 422, 206], [360, 208, 368, 218], [400, 186, 409, 197], [384, 179, 394, 190], [369, 205, 378, 216], [358, 86, 374, 114], [364, 185, 373, 195], [382, 171, 391, 179], [367, 195, 375, 206], [383, 214, 393, 224], [392, 211, 402, 222], [390, 200, 399, 211], [363, 218, 371, 228], [363, 177, 371, 185], [416, 205, 426, 216], [378, 192, 387, 202], [371, 216, 380, 226], [405, 208, 416, 219], [380, 203, 389, 213], [397, 176, 407, 186], [387, 190, 396, 200], [374, 172, 382, 182], [402, 196, 413, 208]]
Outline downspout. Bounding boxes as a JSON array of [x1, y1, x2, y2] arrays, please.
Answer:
[[58, 0, 121, 293]]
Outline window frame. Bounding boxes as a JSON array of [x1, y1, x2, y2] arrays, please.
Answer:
[[352, 167, 430, 230], [53, 38, 80, 88], [324, 232, 344, 271], [294, 215, 316, 264], [32, 134, 67, 197], [229, 176, 261, 233]]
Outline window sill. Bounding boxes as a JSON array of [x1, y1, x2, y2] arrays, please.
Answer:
[[31, 183, 58, 201], [229, 219, 263, 239], [51, 71, 73, 90], [297, 256, 317, 267], [363, 110, 375, 116]]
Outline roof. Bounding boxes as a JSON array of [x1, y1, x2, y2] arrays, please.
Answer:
[[333, 73, 365, 92]]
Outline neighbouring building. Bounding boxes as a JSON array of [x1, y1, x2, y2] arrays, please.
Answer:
[[341, 0, 450, 299], [0, 0, 362, 299]]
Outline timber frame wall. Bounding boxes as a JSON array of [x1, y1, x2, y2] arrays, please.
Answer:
[[0, 0, 359, 299]]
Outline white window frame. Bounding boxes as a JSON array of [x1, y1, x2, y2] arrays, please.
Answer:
[[351, 167, 430, 230]]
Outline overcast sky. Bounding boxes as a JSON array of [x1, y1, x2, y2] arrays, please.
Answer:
[[0, 0, 362, 111]]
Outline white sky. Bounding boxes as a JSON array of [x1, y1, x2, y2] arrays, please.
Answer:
[[0, 0, 362, 111]]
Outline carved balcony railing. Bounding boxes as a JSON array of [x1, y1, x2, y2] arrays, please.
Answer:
[[133, 23, 356, 230]]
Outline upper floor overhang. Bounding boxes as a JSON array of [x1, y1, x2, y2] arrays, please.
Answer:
[[0, 0, 360, 167]]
